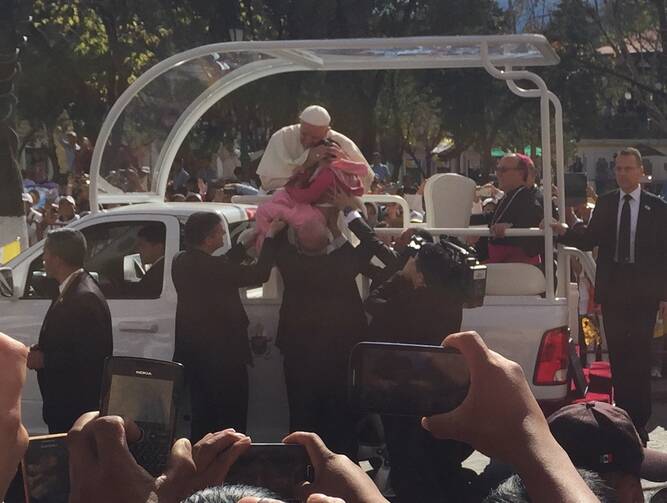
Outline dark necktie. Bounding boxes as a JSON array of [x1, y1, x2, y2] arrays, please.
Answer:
[[617, 194, 632, 263]]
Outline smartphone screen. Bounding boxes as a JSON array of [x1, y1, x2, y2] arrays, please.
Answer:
[[100, 357, 182, 476], [349, 342, 470, 416], [106, 375, 174, 424], [225, 444, 312, 501], [22, 434, 69, 503]]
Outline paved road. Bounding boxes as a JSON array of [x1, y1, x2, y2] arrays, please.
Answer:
[[462, 377, 667, 501]]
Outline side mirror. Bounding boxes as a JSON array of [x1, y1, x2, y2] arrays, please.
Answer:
[[0, 267, 16, 298]]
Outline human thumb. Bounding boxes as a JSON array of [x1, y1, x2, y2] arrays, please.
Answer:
[[421, 410, 464, 442]]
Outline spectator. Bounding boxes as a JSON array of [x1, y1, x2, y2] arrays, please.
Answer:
[[75, 136, 93, 175], [26, 229, 113, 433], [370, 178, 385, 194], [0, 332, 29, 500], [548, 401, 667, 501], [186, 192, 203, 202], [182, 485, 282, 502], [1, 327, 604, 503], [364, 202, 380, 227], [56, 195, 79, 225], [55, 129, 81, 187], [370, 152, 391, 182], [23, 192, 42, 246], [485, 469, 616, 502], [173, 161, 191, 192], [381, 202, 404, 228], [423, 331, 600, 502], [171, 212, 285, 442], [482, 197, 497, 215], [256, 105, 373, 192], [65, 410, 387, 503], [36, 202, 60, 243]]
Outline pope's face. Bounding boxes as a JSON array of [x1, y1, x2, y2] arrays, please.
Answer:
[[299, 122, 329, 148]]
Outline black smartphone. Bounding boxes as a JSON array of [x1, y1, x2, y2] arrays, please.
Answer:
[[225, 444, 313, 501], [564, 173, 588, 207], [99, 356, 183, 476], [348, 342, 470, 416], [22, 434, 69, 503]]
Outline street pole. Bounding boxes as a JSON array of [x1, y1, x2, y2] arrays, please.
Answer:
[[0, 0, 30, 255]]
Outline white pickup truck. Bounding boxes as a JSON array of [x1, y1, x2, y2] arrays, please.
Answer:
[[0, 34, 596, 438], [0, 194, 583, 438]]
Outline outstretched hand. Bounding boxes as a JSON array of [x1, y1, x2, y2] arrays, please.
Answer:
[[68, 413, 251, 503], [266, 219, 287, 238], [284, 431, 387, 503], [422, 332, 548, 464]]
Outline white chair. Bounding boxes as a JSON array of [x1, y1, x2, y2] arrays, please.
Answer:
[[423, 173, 476, 228]]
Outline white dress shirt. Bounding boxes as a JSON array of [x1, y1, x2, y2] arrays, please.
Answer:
[[58, 268, 84, 295], [615, 185, 641, 263]]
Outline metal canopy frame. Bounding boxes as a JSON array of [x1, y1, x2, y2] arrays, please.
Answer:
[[89, 34, 564, 300]]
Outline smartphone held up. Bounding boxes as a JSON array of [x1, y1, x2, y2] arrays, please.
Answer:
[[349, 342, 470, 417], [99, 356, 183, 476]]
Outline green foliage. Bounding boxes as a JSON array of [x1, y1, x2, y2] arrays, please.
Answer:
[[16, 0, 667, 182]]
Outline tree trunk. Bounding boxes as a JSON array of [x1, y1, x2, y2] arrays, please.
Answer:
[[0, 0, 29, 252]]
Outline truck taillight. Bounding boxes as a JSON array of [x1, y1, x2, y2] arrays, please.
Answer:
[[533, 327, 569, 385]]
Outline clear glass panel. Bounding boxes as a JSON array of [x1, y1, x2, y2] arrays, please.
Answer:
[[93, 36, 555, 203], [311, 40, 543, 62], [98, 51, 272, 199]]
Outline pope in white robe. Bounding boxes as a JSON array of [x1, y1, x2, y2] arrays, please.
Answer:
[[257, 105, 373, 192]]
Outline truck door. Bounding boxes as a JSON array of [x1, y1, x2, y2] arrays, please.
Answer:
[[15, 214, 179, 434]]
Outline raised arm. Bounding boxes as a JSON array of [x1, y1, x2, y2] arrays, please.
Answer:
[[422, 332, 600, 503], [216, 221, 286, 288]]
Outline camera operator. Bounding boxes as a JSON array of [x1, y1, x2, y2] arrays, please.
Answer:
[[363, 233, 477, 501]]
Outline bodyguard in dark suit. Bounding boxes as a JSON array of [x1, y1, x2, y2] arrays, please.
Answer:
[[172, 212, 285, 442], [553, 148, 667, 438], [27, 229, 113, 433], [275, 211, 373, 457]]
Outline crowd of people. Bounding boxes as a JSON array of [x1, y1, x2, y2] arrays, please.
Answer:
[[4, 105, 667, 502]]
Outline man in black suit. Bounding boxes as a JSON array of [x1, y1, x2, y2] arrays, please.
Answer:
[[553, 147, 667, 440], [26, 229, 113, 433], [172, 212, 285, 442], [130, 223, 165, 298], [275, 210, 373, 457]]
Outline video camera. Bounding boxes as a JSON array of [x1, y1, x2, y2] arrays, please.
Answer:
[[405, 234, 487, 308]]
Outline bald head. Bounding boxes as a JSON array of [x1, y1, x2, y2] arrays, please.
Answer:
[[296, 219, 330, 255]]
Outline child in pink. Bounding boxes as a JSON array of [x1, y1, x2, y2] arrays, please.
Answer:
[[255, 155, 368, 250]]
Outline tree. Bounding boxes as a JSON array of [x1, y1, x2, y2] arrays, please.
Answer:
[[0, 0, 30, 251], [547, 0, 667, 137]]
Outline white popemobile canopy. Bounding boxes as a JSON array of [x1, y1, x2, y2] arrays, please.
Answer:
[[89, 34, 563, 207], [88, 34, 567, 299]]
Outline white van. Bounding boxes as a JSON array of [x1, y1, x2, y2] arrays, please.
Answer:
[[0, 34, 596, 437]]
